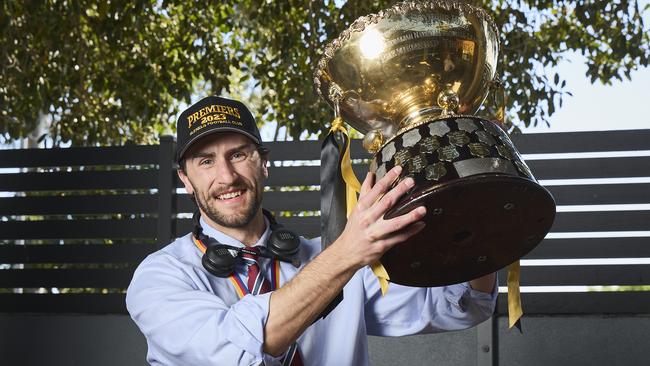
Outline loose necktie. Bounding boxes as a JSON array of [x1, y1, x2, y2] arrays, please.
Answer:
[[242, 248, 304, 366]]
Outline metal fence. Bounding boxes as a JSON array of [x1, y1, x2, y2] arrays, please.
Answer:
[[1, 130, 649, 318]]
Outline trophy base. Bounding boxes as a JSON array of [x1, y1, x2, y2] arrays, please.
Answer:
[[381, 174, 555, 287]]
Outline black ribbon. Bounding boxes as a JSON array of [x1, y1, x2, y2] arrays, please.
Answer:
[[317, 128, 348, 318]]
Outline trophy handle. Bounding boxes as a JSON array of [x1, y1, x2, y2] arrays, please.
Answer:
[[328, 83, 344, 119], [490, 75, 507, 126]]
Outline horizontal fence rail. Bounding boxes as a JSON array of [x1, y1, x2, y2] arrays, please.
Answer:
[[1, 130, 649, 314]]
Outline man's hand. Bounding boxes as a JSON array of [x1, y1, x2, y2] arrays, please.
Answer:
[[334, 165, 427, 270], [264, 165, 427, 356]]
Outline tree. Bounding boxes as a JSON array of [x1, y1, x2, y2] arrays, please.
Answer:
[[1, 0, 648, 146]]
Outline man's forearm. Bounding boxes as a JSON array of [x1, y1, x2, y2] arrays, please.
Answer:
[[263, 242, 357, 356], [261, 166, 426, 356], [469, 272, 496, 293]]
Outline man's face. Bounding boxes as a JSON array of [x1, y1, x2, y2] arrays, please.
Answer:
[[178, 132, 268, 228]]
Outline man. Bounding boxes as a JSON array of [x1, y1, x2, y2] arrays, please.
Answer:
[[126, 95, 497, 365]]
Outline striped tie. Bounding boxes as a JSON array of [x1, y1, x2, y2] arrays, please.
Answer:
[[242, 248, 304, 366]]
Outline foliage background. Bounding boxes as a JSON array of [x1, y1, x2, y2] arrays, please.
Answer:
[[1, 0, 648, 146]]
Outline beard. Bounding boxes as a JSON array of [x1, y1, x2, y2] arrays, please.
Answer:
[[192, 177, 264, 228]]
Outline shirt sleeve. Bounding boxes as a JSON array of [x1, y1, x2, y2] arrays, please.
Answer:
[[126, 252, 284, 366], [362, 266, 498, 337]]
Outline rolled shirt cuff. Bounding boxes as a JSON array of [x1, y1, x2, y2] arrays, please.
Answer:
[[225, 292, 283, 363]]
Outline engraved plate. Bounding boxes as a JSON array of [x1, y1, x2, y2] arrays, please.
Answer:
[[475, 130, 496, 146], [409, 153, 428, 173], [429, 121, 450, 137], [448, 130, 470, 146], [382, 141, 396, 163], [425, 162, 447, 181], [419, 136, 440, 154], [453, 157, 519, 177], [496, 144, 513, 160], [468, 142, 491, 157], [402, 128, 422, 147], [437, 145, 459, 162], [393, 149, 412, 166], [375, 163, 387, 179], [456, 118, 478, 133]]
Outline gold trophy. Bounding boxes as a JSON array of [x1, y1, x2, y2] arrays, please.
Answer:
[[315, 1, 556, 292]]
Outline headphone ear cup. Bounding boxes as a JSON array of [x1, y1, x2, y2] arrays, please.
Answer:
[[202, 246, 238, 277], [267, 228, 300, 258]]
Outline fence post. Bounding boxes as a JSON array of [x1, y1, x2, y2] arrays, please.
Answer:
[[477, 315, 497, 366], [156, 135, 175, 249]]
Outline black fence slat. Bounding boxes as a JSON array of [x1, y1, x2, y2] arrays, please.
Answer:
[[264, 140, 321, 161], [0, 219, 157, 240], [496, 291, 650, 315], [175, 193, 195, 213], [0, 244, 157, 264], [525, 238, 650, 259], [546, 183, 650, 205], [497, 264, 650, 287], [528, 156, 650, 180], [0, 170, 158, 191], [267, 166, 321, 187], [551, 210, 650, 232], [0, 194, 158, 215], [0, 145, 159, 168], [510, 129, 650, 154], [0, 293, 127, 313], [264, 191, 321, 211], [0, 268, 136, 288]]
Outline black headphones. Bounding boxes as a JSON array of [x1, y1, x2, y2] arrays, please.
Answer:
[[193, 209, 301, 277]]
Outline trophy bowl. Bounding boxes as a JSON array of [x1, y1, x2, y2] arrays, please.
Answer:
[[315, 0, 556, 287]]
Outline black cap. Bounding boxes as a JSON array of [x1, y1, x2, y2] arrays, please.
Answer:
[[175, 96, 263, 162]]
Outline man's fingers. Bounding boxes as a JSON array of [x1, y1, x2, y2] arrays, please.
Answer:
[[384, 205, 426, 235], [358, 165, 402, 208], [370, 205, 427, 241], [371, 176, 415, 218], [360, 172, 374, 197], [382, 220, 426, 247]]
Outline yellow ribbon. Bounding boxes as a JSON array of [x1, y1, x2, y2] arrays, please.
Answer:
[[507, 260, 523, 328], [330, 117, 390, 295], [490, 86, 522, 328]]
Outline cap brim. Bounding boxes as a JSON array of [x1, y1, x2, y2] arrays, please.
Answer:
[[177, 127, 262, 162]]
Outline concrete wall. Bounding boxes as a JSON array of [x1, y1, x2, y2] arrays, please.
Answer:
[[1, 314, 649, 365]]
